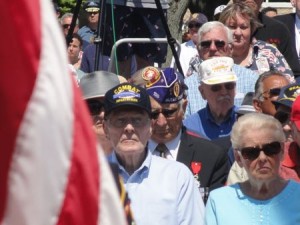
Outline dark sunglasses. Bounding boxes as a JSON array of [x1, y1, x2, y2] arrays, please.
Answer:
[[200, 40, 226, 49], [274, 111, 290, 124], [239, 141, 282, 161], [62, 24, 71, 29], [188, 22, 201, 29], [211, 82, 236, 92], [151, 108, 179, 120], [86, 100, 104, 116], [260, 88, 281, 99]]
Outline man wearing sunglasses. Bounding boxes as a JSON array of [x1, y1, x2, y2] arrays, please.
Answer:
[[79, 71, 124, 155], [132, 67, 229, 196], [184, 21, 258, 116], [184, 57, 237, 140], [77, 0, 100, 49], [60, 13, 79, 37], [172, 13, 207, 77]]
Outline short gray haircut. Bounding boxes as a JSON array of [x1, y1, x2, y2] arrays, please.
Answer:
[[60, 13, 79, 25], [253, 70, 288, 101], [197, 21, 233, 48], [231, 113, 285, 150]]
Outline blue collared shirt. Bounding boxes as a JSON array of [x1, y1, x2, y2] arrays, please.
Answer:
[[183, 105, 237, 140], [108, 149, 205, 225], [78, 25, 97, 49], [184, 59, 258, 117]]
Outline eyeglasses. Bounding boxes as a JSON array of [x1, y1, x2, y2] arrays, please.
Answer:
[[108, 117, 150, 128], [188, 22, 201, 29], [199, 40, 226, 49], [239, 141, 282, 161], [86, 99, 104, 116], [210, 82, 236, 92], [62, 24, 71, 29], [260, 88, 281, 99], [274, 111, 290, 125], [151, 108, 179, 120]]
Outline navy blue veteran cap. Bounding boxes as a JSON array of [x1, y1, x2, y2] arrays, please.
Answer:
[[272, 82, 300, 109], [84, 1, 100, 12], [104, 83, 151, 116], [142, 67, 187, 103]]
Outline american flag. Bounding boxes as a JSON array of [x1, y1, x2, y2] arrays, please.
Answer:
[[0, 0, 126, 225]]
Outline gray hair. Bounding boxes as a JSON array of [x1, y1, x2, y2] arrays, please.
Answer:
[[253, 70, 288, 101], [197, 21, 233, 48], [231, 113, 285, 150], [60, 13, 79, 25]]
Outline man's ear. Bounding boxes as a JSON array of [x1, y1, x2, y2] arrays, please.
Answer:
[[252, 99, 263, 113], [234, 149, 244, 168], [199, 85, 207, 100]]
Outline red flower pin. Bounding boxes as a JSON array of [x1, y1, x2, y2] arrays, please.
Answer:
[[191, 162, 202, 175]]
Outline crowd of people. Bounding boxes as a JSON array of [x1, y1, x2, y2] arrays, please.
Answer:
[[54, 0, 300, 224]]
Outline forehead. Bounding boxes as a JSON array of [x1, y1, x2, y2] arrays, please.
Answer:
[[227, 13, 251, 24], [63, 17, 72, 23], [241, 128, 277, 146], [201, 27, 228, 41], [262, 75, 289, 90]]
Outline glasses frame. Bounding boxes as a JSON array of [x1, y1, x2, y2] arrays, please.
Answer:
[[259, 87, 281, 100], [86, 99, 104, 116], [188, 22, 201, 29], [199, 40, 226, 49], [210, 82, 236, 92], [151, 107, 180, 120], [239, 141, 282, 161]]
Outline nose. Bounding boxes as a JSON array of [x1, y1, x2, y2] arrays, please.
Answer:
[[234, 27, 242, 35], [257, 150, 267, 162], [123, 121, 135, 132], [155, 113, 168, 127], [209, 41, 217, 51]]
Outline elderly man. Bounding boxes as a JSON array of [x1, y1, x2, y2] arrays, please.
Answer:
[[77, 0, 100, 49], [60, 13, 79, 37], [184, 57, 237, 140], [131, 67, 229, 196], [103, 83, 205, 225], [184, 21, 258, 116]]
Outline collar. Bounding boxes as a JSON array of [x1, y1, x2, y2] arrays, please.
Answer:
[[282, 142, 300, 168], [148, 130, 182, 159]]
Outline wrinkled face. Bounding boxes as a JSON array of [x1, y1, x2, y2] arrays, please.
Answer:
[[199, 27, 232, 60], [232, 0, 263, 15], [225, 13, 252, 51], [150, 97, 186, 143], [104, 108, 151, 157], [200, 82, 236, 115], [88, 12, 99, 26], [67, 37, 82, 64], [254, 76, 289, 116], [235, 129, 283, 183]]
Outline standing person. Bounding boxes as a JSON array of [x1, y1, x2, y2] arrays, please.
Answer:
[[205, 113, 300, 225], [103, 83, 205, 225], [173, 13, 208, 77], [78, 0, 100, 49], [275, 0, 300, 65], [102, 1, 169, 78], [60, 13, 79, 37], [184, 21, 258, 116], [219, 3, 294, 80], [131, 67, 229, 195], [184, 57, 238, 140], [232, 0, 300, 77]]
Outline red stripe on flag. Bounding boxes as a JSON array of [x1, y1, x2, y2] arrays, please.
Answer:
[[57, 81, 99, 225], [0, 1, 41, 220]]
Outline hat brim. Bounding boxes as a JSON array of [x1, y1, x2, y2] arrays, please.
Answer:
[[105, 104, 150, 117], [85, 7, 100, 13], [202, 73, 237, 85]]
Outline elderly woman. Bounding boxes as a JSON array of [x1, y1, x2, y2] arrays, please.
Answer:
[[205, 113, 300, 225], [219, 3, 294, 82]]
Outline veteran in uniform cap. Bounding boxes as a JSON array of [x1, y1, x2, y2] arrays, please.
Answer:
[[77, 0, 100, 49], [131, 67, 229, 197], [104, 83, 205, 225]]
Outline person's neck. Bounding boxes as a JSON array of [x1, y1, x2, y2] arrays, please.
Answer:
[[89, 23, 97, 31], [232, 45, 252, 66], [209, 108, 232, 124], [241, 178, 288, 200], [117, 151, 147, 175]]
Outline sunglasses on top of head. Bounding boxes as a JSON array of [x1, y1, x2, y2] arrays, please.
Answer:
[[210, 82, 236, 92], [239, 141, 282, 161], [199, 40, 226, 49]]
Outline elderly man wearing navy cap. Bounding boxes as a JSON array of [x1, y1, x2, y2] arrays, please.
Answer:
[[77, 0, 100, 49], [103, 82, 205, 225], [130, 67, 229, 198]]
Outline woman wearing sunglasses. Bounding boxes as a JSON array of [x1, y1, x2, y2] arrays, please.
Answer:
[[205, 113, 300, 225], [219, 3, 294, 82]]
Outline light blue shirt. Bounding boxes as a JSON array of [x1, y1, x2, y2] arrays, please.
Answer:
[[185, 63, 259, 117], [109, 149, 205, 225], [205, 180, 300, 225]]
